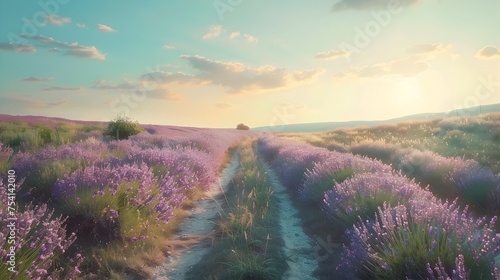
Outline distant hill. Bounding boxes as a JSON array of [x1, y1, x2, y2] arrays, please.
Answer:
[[252, 103, 500, 133], [0, 114, 242, 135], [0, 114, 105, 127]]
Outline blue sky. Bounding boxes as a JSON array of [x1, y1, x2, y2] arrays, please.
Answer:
[[0, 0, 499, 128]]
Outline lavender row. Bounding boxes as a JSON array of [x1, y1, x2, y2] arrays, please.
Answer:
[[0, 179, 83, 279], [2, 129, 250, 277], [258, 136, 500, 279], [351, 141, 500, 215]]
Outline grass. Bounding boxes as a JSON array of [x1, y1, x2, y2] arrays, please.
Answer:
[[282, 112, 500, 219], [69, 145, 239, 279], [59, 179, 219, 279], [284, 113, 500, 173], [356, 207, 495, 280], [1, 117, 249, 279], [0, 121, 106, 152], [19, 159, 85, 204], [187, 141, 288, 280]]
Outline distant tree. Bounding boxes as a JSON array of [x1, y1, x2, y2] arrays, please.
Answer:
[[236, 123, 250, 130], [104, 116, 143, 140]]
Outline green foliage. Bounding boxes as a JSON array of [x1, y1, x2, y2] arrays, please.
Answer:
[[104, 116, 144, 140], [61, 181, 159, 243], [0, 122, 79, 151], [236, 123, 250, 130], [38, 126, 53, 144], [361, 211, 493, 280], [188, 142, 287, 280], [303, 168, 355, 205], [338, 190, 400, 228], [60, 181, 171, 278], [79, 124, 105, 133], [20, 159, 83, 203], [289, 112, 500, 173]]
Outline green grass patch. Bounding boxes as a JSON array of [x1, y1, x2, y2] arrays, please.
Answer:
[[187, 141, 287, 280]]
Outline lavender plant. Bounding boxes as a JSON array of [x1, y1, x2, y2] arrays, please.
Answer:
[[322, 173, 435, 230], [0, 179, 82, 280], [299, 152, 392, 204], [338, 202, 500, 279], [449, 163, 500, 211]]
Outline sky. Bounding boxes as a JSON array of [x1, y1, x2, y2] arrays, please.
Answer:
[[0, 0, 499, 128]]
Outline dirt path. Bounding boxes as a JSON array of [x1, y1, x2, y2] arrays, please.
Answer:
[[263, 163, 320, 280], [152, 150, 240, 280]]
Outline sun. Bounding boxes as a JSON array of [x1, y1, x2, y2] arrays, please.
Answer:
[[393, 78, 422, 107]]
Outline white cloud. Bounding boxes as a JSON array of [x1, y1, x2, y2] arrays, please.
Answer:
[[244, 34, 258, 43], [335, 56, 428, 79], [405, 43, 452, 55], [203, 26, 257, 43], [93, 80, 182, 100], [146, 89, 182, 100], [141, 71, 199, 84], [92, 80, 137, 91], [46, 15, 71, 26], [180, 55, 324, 94], [96, 24, 116, 32], [0, 42, 36, 53], [202, 25, 222, 39], [163, 45, 175, 50], [4, 96, 68, 109], [332, 0, 420, 11], [67, 45, 105, 60], [19, 35, 105, 60], [315, 50, 350, 60], [22, 76, 53, 82], [229, 32, 241, 39], [42, 86, 82, 91], [475, 46, 500, 60], [76, 23, 86, 28]]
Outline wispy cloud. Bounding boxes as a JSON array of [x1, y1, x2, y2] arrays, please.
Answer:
[[243, 34, 258, 43], [42, 86, 82, 91], [204, 25, 258, 43], [332, 0, 419, 11], [146, 89, 183, 100], [202, 25, 222, 40], [141, 71, 199, 84], [215, 102, 237, 109], [229, 32, 241, 39], [76, 23, 86, 28], [0, 42, 36, 53], [96, 24, 116, 32], [475, 46, 500, 60], [46, 15, 71, 26], [3, 96, 68, 109], [19, 35, 105, 60], [92, 80, 138, 91], [315, 50, 349, 60], [163, 45, 175, 50], [93, 80, 182, 100], [405, 43, 452, 55], [180, 55, 324, 94], [335, 56, 428, 79], [22, 76, 53, 82]]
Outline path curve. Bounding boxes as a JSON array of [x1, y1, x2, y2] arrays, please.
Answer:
[[152, 149, 240, 280]]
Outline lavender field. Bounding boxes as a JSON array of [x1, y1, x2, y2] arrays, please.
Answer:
[[1, 113, 500, 279], [0, 116, 252, 279], [3, 0, 500, 278]]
